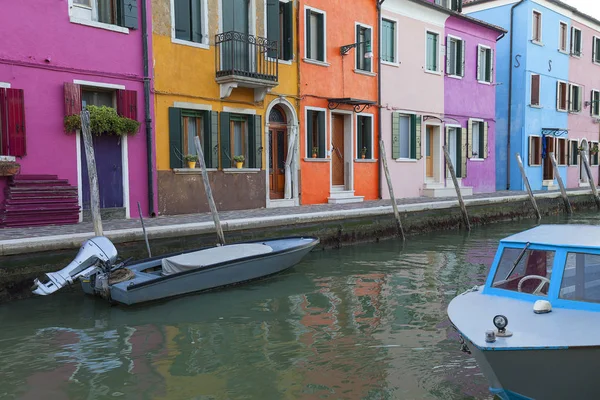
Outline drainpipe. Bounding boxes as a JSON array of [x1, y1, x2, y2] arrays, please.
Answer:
[[377, 0, 385, 199], [141, 0, 156, 217], [507, 0, 526, 190]]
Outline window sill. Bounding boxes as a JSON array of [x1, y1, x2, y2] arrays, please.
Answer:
[[173, 168, 218, 175], [69, 17, 129, 34], [529, 104, 543, 109], [223, 168, 261, 173], [424, 69, 442, 76], [354, 69, 376, 77], [265, 56, 294, 65], [594, 61, 600, 66], [571, 53, 582, 59], [531, 40, 544, 47], [558, 49, 569, 55], [580, 182, 591, 187], [477, 80, 492, 85], [0, 156, 16, 162], [394, 158, 418, 163], [303, 58, 330, 67], [354, 158, 377, 163], [382, 61, 400, 67], [469, 158, 485, 162], [303, 157, 330, 162], [557, 108, 568, 113], [171, 38, 209, 50], [447, 74, 463, 80]]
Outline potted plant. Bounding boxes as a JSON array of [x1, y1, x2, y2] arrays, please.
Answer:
[[591, 143, 599, 155], [184, 154, 198, 169], [63, 105, 140, 136], [360, 147, 367, 159], [233, 155, 245, 168], [312, 147, 318, 158]]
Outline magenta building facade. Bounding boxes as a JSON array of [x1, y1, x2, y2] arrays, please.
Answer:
[[0, 0, 155, 227]]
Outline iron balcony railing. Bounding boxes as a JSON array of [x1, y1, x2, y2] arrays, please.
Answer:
[[215, 31, 279, 82]]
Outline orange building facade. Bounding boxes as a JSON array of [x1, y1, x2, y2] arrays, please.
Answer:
[[298, 0, 379, 205]]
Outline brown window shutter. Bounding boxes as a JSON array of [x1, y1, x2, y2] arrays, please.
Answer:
[[117, 90, 138, 120], [531, 75, 540, 106], [64, 82, 82, 116]]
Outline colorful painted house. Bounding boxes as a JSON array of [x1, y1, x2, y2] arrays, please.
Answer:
[[380, 0, 505, 199], [152, 0, 300, 215], [465, 0, 600, 191], [0, 0, 155, 227], [298, 0, 379, 205]]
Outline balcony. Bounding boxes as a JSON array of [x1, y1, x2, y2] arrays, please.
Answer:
[[215, 31, 279, 102]]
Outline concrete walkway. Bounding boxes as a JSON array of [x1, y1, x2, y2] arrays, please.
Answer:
[[0, 188, 593, 256]]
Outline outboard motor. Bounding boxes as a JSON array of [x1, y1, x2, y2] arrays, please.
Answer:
[[32, 237, 118, 296]]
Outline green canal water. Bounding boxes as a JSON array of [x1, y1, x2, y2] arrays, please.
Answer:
[[1, 212, 599, 400]]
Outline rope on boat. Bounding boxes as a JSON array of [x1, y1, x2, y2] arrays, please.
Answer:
[[108, 268, 135, 285]]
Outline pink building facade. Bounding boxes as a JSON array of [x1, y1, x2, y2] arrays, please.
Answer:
[[0, 0, 156, 227]]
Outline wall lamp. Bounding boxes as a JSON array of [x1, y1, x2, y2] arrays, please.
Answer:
[[340, 40, 373, 58], [584, 100, 599, 108]]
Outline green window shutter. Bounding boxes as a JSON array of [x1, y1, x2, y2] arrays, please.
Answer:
[[467, 119, 473, 158], [306, 110, 314, 157], [120, 0, 138, 29], [357, 116, 364, 159], [415, 116, 422, 160], [169, 107, 183, 169], [201, 110, 211, 166], [210, 111, 219, 168], [317, 111, 326, 158], [364, 117, 372, 159], [220, 112, 231, 168], [174, 0, 191, 40], [432, 34, 438, 71], [445, 36, 451, 75], [392, 113, 400, 159], [488, 49, 494, 82], [460, 128, 467, 178], [356, 25, 361, 69], [482, 122, 488, 159], [283, 2, 293, 61], [365, 28, 372, 71], [191, 0, 202, 42], [306, 9, 312, 59], [255, 115, 263, 169], [267, 0, 279, 59], [458, 39, 465, 77], [410, 114, 417, 159], [248, 115, 256, 167], [455, 128, 462, 178], [316, 13, 325, 61]]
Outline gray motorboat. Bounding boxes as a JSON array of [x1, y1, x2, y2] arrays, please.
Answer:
[[31, 236, 319, 305], [448, 224, 600, 400]]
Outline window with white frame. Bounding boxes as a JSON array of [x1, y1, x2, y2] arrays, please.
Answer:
[[426, 31, 439, 73], [569, 83, 583, 113], [71, 0, 137, 29], [398, 115, 411, 159], [447, 36, 465, 77], [571, 27, 582, 57], [568, 139, 579, 166], [174, 0, 205, 44], [591, 90, 600, 117], [477, 45, 493, 83], [531, 74, 540, 106], [559, 21, 568, 52], [470, 120, 487, 159], [556, 138, 567, 166], [381, 19, 396, 63], [435, 0, 462, 12], [356, 24, 372, 72], [529, 136, 542, 166], [556, 81, 568, 111], [392, 113, 421, 161], [593, 37, 600, 64], [305, 7, 325, 62], [590, 141, 599, 166], [532, 10, 542, 43], [357, 115, 373, 159]]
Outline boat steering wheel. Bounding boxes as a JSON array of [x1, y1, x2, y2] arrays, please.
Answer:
[[517, 275, 551, 295]]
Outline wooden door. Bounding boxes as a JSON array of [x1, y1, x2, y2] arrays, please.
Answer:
[[332, 115, 345, 186], [426, 126, 434, 178], [269, 129, 287, 199], [543, 137, 555, 180]]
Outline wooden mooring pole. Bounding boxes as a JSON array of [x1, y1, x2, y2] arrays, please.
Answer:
[[194, 136, 226, 246], [80, 110, 103, 237], [581, 150, 600, 210], [137, 201, 152, 258], [549, 152, 572, 215], [442, 145, 471, 231], [379, 140, 405, 240], [515, 153, 541, 220]]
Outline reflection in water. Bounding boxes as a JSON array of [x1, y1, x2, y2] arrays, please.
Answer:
[[1, 214, 596, 399]]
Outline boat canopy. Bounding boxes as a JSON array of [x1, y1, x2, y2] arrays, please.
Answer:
[[500, 225, 600, 249]]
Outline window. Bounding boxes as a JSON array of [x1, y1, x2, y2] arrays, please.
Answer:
[[230, 116, 247, 161], [530, 74, 540, 106], [306, 109, 326, 158], [492, 247, 555, 296], [71, 0, 138, 29], [0, 88, 26, 157], [305, 8, 325, 62], [435, 0, 462, 12], [446, 36, 465, 77], [426, 31, 439, 72], [569, 140, 579, 166], [529, 136, 542, 166], [357, 115, 373, 159], [559, 22, 568, 52], [267, 0, 293, 61], [183, 111, 205, 160], [556, 138, 567, 166], [571, 27, 582, 56], [381, 19, 396, 63], [593, 37, 600, 64], [569, 83, 583, 113], [560, 252, 600, 303], [392, 113, 421, 160], [356, 24, 372, 72], [174, 0, 204, 44], [591, 141, 599, 166], [74, 0, 91, 5], [168, 108, 215, 169], [591, 90, 600, 117], [556, 81, 568, 111], [532, 10, 542, 43], [469, 120, 487, 159], [477, 45, 493, 83]]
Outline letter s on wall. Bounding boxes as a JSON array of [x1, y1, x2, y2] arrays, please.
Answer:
[[514, 54, 521, 68]]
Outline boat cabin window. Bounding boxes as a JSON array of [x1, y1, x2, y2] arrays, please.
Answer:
[[491, 247, 555, 296], [560, 252, 600, 303]]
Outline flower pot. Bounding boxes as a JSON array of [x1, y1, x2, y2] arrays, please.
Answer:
[[236, 161, 243, 169], [361, 155, 366, 159], [312, 153, 317, 158], [187, 161, 196, 169]]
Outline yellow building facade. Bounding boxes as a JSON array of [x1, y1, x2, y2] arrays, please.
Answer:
[[152, 0, 300, 215]]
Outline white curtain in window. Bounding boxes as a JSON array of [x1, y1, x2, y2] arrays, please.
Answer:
[[399, 116, 410, 158], [284, 126, 297, 199]]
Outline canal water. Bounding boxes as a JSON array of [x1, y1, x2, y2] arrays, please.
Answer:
[[1, 213, 599, 400]]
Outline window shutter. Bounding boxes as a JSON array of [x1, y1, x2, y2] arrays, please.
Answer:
[[528, 136, 533, 166], [266, 0, 279, 59], [364, 117, 372, 159], [168, 107, 183, 169], [570, 27, 574, 54], [64, 82, 82, 116], [316, 13, 325, 61], [365, 28, 372, 71], [392, 113, 400, 159], [0, 88, 5, 155], [593, 37, 597, 63], [467, 119, 473, 158], [445, 36, 451, 75], [357, 116, 363, 159], [577, 86, 583, 112], [356, 25, 362, 69], [460, 128, 467, 178], [3, 89, 27, 157], [191, 0, 202, 42], [445, 126, 450, 179], [317, 111, 326, 158], [220, 112, 231, 168], [591, 90, 595, 116], [487, 49, 493, 82], [483, 122, 489, 159], [305, 9, 312, 58], [457, 0, 462, 13], [254, 115, 263, 169], [117, 90, 137, 120], [410, 114, 417, 160], [210, 111, 219, 168], [567, 140, 572, 166], [476, 46, 482, 81], [415, 115, 422, 160], [460, 39, 465, 77], [120, 0, 138, 29], [283, 2, 293, 61], [556, 81, 561, 110], [306, 110, 314, 157], [174, 0, 191, 40]]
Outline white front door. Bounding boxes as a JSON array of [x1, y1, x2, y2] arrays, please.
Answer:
[[448, 128, 458, 171]]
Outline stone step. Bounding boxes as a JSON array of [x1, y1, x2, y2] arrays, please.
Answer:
[[327, 195, 364, 204], [328, 190, 356, 199]]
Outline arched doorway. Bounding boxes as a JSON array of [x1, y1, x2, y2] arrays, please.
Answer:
[[268, 106, 287, 199]]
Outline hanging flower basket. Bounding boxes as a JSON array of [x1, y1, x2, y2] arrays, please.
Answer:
[[64, 105, 140, 136]]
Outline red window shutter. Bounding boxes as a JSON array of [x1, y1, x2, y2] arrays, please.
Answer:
[[117, 90, 137, 120], [5, 89, 26, 157], [64, 82, 82, 116]]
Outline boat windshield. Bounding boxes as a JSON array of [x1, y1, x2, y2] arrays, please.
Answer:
[[491, 247, 555, 296], [559, 252, 600, 303]]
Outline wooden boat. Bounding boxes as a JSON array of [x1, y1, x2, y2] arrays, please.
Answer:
[[32, 235, 319, 305], [448, 224, 600, 400]]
